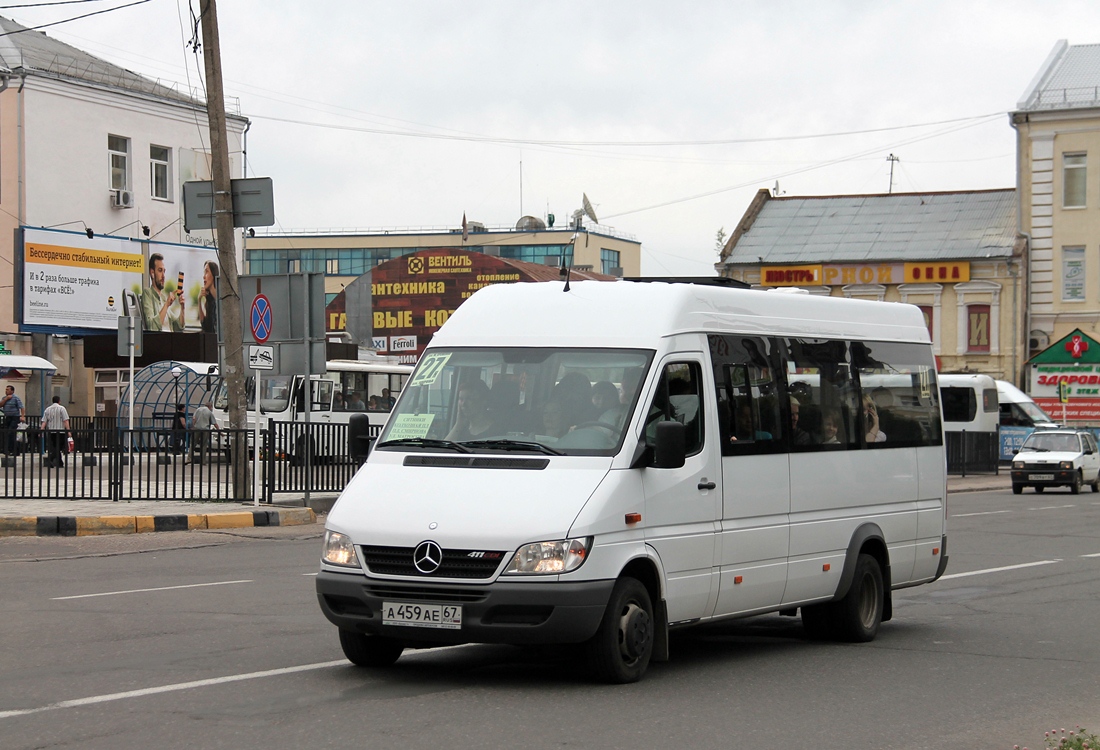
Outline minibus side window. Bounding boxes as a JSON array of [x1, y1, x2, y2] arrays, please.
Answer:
[[851, 341, 942, 448], [783, 338, 859, 450], [645, 362, 703, 456], [708, 334, 784, 456]]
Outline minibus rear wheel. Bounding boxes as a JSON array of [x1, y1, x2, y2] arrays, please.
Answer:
[[833, 553, 883, 642], [586, 577, 654, 683], [339, 630, 404, 667]]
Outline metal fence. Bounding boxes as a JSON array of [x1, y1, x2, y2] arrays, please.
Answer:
[[946, 430, 1000, 475], [0, 420, 383, 502]]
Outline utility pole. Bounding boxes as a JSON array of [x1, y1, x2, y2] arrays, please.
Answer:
[[199, 0, 248, 500], [887, 153, 899, 194]]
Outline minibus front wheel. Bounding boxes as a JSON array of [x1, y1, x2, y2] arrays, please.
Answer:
[[585, 577, 654, 684], [339, 629, 404, 667]]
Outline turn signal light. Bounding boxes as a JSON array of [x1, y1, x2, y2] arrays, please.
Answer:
[[822, 563, 830, 572], [625, 512, 642, 525], [933, 547, 940, 555], [734, 575, 743, 584]]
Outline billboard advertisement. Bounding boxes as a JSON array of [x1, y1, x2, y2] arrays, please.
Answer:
[[19, 227, 218, 334]]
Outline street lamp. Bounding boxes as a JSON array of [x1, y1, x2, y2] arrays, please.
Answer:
[[171, 365, 182, 407]]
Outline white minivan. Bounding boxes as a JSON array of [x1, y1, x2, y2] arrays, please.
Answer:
[[316, 280, 949, 682]]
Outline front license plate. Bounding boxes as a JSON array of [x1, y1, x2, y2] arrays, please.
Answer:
[[1031, 473, 1055, 481], [381, 601, 462, 630]]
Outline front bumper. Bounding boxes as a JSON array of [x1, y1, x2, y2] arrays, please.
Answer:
[[1010, 468, 1077, 487], [316, 570, 614, 646]]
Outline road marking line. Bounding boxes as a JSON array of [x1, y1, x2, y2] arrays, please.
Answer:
[[1028, 505, 1076, 511], [953, 510, 1012, 517], [302, 572, 318, 576], [0, 660, 347, 720], [939, 559, 1062, 581], [51, 580, 253, 601], [1082, 553, 1100, 558]]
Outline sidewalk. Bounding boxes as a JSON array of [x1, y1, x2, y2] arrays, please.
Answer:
[[0, 493, 339, 537], [1, 475, 1008, 538]]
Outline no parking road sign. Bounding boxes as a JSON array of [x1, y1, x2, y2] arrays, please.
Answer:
[[250, 294, 272, 343]]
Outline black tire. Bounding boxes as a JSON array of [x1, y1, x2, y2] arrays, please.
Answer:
[[1070, 471, 1082, 495], [832, 553, 884, 643], [338, 630, 404, 667], [585, 577, 654, 683], [800, 603, 835, 640], [1091, 478, 1099, 493], [1012, 483, 1023, 495]]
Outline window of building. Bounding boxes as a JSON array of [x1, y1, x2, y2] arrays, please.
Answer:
[[108, 135, 130, 191], [150, 145, 171, 200], [1062, 246, 1085, 301], [601, 248, 621, 275], [1064, 153, 1087, 208], [918, 305, 934, 341], [326, 258, 340, 274], [967, 304, 991, 353]]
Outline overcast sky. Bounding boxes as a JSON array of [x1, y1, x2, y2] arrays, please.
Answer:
[[8, 1, 1100, 275]]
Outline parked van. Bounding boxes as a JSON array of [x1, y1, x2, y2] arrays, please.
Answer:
[[996, 379, 1058, 429], [316, 280, 948, 682]]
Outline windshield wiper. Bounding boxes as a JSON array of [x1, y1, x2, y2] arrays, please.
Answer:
[[375, 438, 470, 453], [460, 439, 564, 456]]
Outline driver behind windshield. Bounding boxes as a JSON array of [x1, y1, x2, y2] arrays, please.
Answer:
[[445, 379, 497, 441]]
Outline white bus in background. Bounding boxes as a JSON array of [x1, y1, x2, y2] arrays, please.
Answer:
[[213, 359, 413, 432], [938, 373, 1000, 433], [316, 279, 948, 683]]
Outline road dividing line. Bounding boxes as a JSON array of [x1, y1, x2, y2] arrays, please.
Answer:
[[939, 559, 1062, 581], [952, 510, 1012, 518], [1081, 552, 1100, 558], [0, 660, 348, 720], [1028, 504, 1076, 511], [51, 580, 253, 601]]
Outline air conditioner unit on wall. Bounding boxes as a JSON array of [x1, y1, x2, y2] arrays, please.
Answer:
[[110, 189, 134, 209]]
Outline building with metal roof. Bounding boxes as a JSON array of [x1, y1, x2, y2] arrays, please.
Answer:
[[716, 188, 1024, 381]]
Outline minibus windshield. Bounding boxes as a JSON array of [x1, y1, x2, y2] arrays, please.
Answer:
[[377, 347, 653, 456]]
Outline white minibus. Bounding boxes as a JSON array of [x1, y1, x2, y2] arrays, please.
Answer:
[[316, 280, 948, 682], [938, 373, 999, 433]]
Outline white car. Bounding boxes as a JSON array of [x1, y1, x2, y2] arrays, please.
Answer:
[[1010, 429, 1100, 494]]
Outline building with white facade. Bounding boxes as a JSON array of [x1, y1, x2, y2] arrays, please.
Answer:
[[0, 16, 248, 417]]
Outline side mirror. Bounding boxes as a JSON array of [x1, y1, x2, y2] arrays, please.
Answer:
[[653, 421, 686, 469], [1012, 448, 1019, 455]]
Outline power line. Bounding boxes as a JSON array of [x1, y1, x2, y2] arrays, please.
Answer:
[[0, 0, 115, 8], [246, 112, 1005, 149], [0, 0, 150, 37]]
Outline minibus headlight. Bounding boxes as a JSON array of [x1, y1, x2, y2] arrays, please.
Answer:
[[1012, 461, 1024, 470], [321, 530, 360, 568], [504, 538, 591, 575], [1060, 461, 1074, 470]]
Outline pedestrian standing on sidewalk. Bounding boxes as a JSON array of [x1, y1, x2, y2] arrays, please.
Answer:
[[42, 395, 70, 468], [190, 399, 219, 464], [1, 385, 25, 455], [171, 403, 187, 455]]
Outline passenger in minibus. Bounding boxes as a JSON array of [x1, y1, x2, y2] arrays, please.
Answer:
[[731, 402, 771, 442], [789, 397, 813, 445], [446, 380, 497, 441], [821, 408, 842, 444], [863, 394, 886, 442], [333, 392, 345, 411], [346, 392, 366, 410], [541, 397, 571, 439]]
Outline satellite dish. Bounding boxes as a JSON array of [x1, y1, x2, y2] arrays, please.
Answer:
[[582, 193, 598, 223]]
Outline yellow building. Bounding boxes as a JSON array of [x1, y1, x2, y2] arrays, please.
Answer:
[[1012, 40, 1100, 358], [716, 188, 1026, 381]]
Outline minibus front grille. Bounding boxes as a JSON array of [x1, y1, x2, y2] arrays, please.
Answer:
[[363, 584, 490, 603], [1027, 462, 1060, 471], [360, 545, 507, 579], [403, 456, 549, 470]]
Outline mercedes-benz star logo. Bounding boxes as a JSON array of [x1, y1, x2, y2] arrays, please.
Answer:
[[413, 540, 443, 574]]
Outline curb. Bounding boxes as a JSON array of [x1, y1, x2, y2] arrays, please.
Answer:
[[0, 507, 316, 537]]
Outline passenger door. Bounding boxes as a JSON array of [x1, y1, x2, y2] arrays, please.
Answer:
[[641, 358, 721, 624], [708, 335, 791, 616]]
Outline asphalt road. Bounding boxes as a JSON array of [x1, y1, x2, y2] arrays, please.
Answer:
[[2, 489, 1099, 750]]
